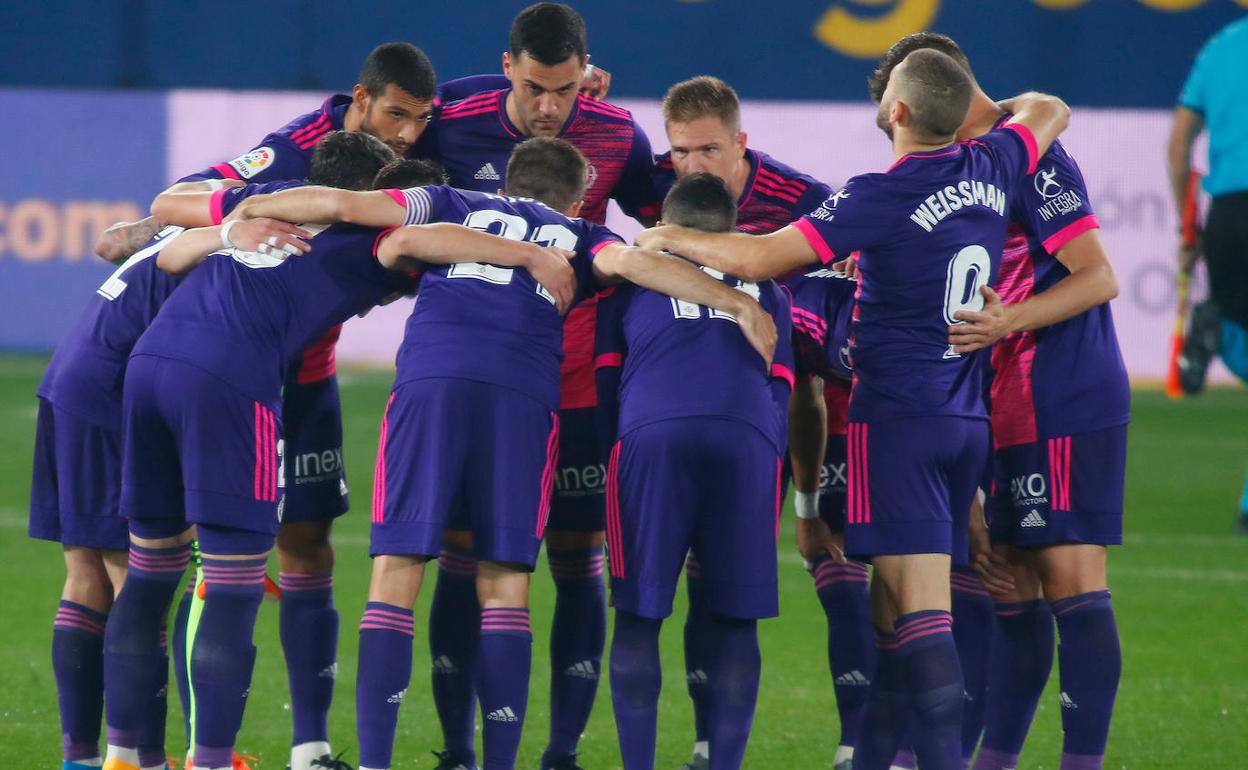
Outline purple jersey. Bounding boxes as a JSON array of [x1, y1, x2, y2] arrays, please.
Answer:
[[132, 224, 417, 409], [653, 149, 833, 234], [988, 128, 1129, 447], [794, 124, 1039, 423], [594, 268, 796, 453], [385, 184, 622, 410], [38, 227, 185, 431], [782, 268, 857, 384]]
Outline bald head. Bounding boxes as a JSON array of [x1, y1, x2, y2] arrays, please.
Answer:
[[876, 48, 972, 143]]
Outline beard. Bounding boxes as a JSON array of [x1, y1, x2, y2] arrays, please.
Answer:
[[875, 100, 894, 140]]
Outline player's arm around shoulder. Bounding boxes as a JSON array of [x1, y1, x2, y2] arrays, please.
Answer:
[[633, 224, 816, 282], [156, 219, 311, 276], [150, 179, 247, 227], [996, 91, 1072, 168], [230, 187, 408, 228]]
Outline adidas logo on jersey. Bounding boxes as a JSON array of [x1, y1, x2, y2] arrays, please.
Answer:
[[687, 669, 708, 685], [1021, 509, 1047, 528], [318, 662, 338, 680], [474, 162, 501, 181], [834, 670, 870, 687], [486, 706, 519, 722], [1059, 692, 1078, 710], [563, 660, 599, 680], [386, 689, 407, 704], [432, 655, 459, 675]]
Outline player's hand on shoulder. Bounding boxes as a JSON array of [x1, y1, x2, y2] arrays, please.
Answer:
[[633, 225, 670, 252], [735, 299, 778, 369], [227, 217, 312, 258], [948, 285, 1011, 353], [830, 255, 860, 280], [580, 60, 611, 100], [797, 516, 844, 564], [529, 244, 577, 316]]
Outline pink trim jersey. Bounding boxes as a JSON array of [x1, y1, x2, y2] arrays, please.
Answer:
[[989, 127, 1129, 447], [795, 124, 1038, 423], [385, 184, 623, 410], [653, 149, 833, 234]]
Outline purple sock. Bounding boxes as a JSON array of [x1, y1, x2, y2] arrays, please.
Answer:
[[190, 556, 266, 767], [428, 550, 479, 766], [280, 571, 338, 746], [357, 601, 415, 770], [705, 615, 761, 770], [974, 599, 1054, 770], [811, 557, 873, 749], [138, 629, 169, 769], [895, 610, 964, 770], [171, 575, 195, 750], [1052, 591, 1119, 770], [478, 607, 532, 770], [53, 600, 108, 762], [541, 547, 607, 766], [610, 610, 662, 770], [683, 553, 712, 745], [852, 631, 907, 770], [951, 568, 994, 760], [104, 543, 190, 754]]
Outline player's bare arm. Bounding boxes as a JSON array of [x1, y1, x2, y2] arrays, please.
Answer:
[[376, 224, 578, 313], [949, 229, 1118, 352], [149, 179, 246, 227], [95, 216, 166, 263], [230, 187, 408, 228], [789, 377, 843, 563], [592, 241, 778, 366], [967, 491, 1015, 597], [1167, 105, 1205, 270], [995, 91, 1071, 160], [634, 223, 817, 282], [156, 219, 312, 275]]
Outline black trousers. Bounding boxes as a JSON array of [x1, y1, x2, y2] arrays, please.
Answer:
[[1205, 191, 1248, 327]]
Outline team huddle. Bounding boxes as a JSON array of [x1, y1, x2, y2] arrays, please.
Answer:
[[29, 5, 1130, 770]]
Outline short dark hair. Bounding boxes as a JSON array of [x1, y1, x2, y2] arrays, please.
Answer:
[[662, 172, 737, 233], [373, 158, 449, 189], [509, 3, 587, 65], [662, 76, 741, 134], [890, 49, 972, 141], [307, 131, 395, 190], [359, 42, 437, 101], [505, 137, 588, 212], [869, 32, 972, 104]]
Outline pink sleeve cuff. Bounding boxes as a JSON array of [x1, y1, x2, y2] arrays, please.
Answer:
[[591, 238, 623, 255], [1042, 214, 1099, 254], [373, 226, 400, 257], [211, 162, 241, 181], [770, 363, 796, 389], [792, 218, 836, 265], [209, 189, 228, 225], [1002, 122, 1040, 175], [594, 352, 623, 369], [382, 188, 406, 206]]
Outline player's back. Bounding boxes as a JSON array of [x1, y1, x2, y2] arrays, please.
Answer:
[[39, 226, 186, 430], [599, 266, 794, 452], [135, 223, 413, 407], [393, 185, 617, 411], [782, 267, 857, 385], [800, 128, 1032, 422]]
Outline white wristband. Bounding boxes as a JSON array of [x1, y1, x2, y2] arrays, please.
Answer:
[[205, 178, 226, 191], [220, 219, 239, 250], [795, 490, 820, 519]]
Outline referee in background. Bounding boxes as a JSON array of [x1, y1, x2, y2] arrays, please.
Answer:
[[1168, 14, 1248, 529]]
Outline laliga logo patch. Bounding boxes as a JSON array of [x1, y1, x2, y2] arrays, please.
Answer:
[[229, 146, 277, 179], [1034, 166, 1063, 200]]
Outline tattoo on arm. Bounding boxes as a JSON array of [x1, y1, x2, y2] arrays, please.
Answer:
[[96, 216, 164, 262]]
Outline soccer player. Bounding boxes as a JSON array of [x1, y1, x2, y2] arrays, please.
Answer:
[[230, 137, 776, 770], [637, 50, 1070, 770], [411, 7, 662, 768], [645, 74, 844, 770], [593, 172, 794, 770], [100, 145, 580, 770], [869, 33, 1127, 770]]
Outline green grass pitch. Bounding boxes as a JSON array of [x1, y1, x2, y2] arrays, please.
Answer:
[[1, 354, 1246, 768]]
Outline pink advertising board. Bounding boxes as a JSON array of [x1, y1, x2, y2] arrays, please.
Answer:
[[167, 91, 1232, 383]]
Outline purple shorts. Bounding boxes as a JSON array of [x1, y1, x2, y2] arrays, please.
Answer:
[[844, 416, 989, 563], [281, 375, 349, 522], [607, 418, 781, 620], [370, 378, 558, 567], [120, 355, 283, 536], [546, 406, 607, 533], [987, 424, 1127, 547], [29, 398, 130, 550]]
